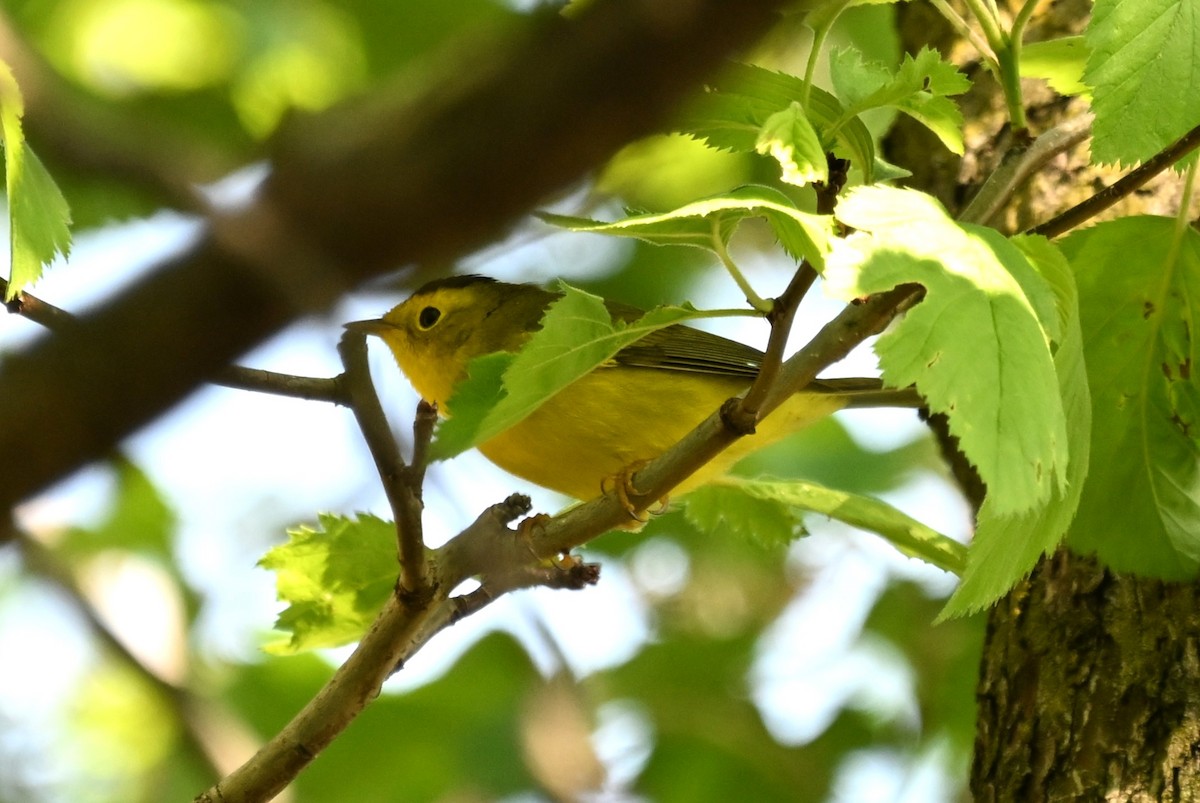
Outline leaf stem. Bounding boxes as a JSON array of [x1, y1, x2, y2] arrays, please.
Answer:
[[801, 2, 849, 106], [711, 220, 773, 313], [928, 0, 998, 68]]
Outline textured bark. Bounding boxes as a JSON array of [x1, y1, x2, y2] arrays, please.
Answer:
[[974, 551, 1200, 802]]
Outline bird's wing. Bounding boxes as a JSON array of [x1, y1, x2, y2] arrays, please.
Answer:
[[612, 324, 764, 378]]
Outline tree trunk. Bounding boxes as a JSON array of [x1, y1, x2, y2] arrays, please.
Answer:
[[973, 550, 1200, 801]]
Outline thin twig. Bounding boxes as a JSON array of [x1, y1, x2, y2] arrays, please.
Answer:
[[408, 400, 438, 490], [337, 328, 429, 596], [3, 279, 78, 330], [735, 261, 817, 421], [1029, 122, 1200, 238], [735, 153, 847, 421], [959, 113, 1094, 227], [3, 277, 349, 405], [213, 367, 347, 405]]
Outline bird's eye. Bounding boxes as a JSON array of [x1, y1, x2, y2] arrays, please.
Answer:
[[417, 306, 441, 329]]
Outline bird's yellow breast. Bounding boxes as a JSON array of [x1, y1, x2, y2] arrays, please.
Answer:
[[477, 366, 844, 500]]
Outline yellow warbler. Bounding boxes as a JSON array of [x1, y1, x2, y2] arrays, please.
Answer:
[[356, 275, 902, 501]]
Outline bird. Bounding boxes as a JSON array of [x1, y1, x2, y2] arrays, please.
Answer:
[[354, 275, 908, 503]]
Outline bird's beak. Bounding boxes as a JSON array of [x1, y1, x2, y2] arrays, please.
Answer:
[[343, 318, 391, 336]]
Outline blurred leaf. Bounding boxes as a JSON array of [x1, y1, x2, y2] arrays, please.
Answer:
[[1059, 217, 1200, 577], [864, 582, 983, 758], [942, 236, 1091, 617], [259, 513, 398, 653], [64, 662, 178, 803], [1085, 0, 1200, 166], [61, 458, 175, 560], [228, 633, 541, 803], [598, 133, 756, 211], [828, 186, 1068, 517], [0, 60, 72, 300], [602, 633, 849, 802]]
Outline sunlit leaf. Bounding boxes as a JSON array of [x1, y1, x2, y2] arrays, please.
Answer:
[[1084, 0, 1200, 166], [754, 102, 828, 186], [541, 185, 835, 268], [259, 513, 398, 653], [0, 60, 72, 301], [941, 236, 1091, 617], [1020, 36, 1091, 96], [827, 186, 1068, 516]]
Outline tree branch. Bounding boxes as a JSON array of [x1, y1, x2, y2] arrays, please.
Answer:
[[337, 328, 430, 595], [0, 0, 803, 514], [1029, 121, 1200, 238], [1, 276, 348, 405], [958, 113, 1094, 228], [193, 491, 599, 803]]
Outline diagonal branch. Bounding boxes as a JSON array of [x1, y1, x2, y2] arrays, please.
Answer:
[[1029, 121, 1200, 238]]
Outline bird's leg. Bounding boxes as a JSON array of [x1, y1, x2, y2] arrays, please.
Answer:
[[601, 460, 669, 524]]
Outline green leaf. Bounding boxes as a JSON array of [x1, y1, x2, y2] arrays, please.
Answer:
[[698, 477, 966, 574], [540, 185, 835, 268], [754, 102, 828, 186], [431, 284, 744, 460], [827, 186, 1069, 516], [683, 483, 801, 549], [1020, 36, 1091, 96], [1084, 0, 1200, 166], [1059, 217, 1200, 578], [679, 62, 878, 183], [427, 352, 512, 461], [0, 60, 72, 301], [829, 46, 969, 154], [941, 236, 1092, 617], [258, 513, 399, 653]]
